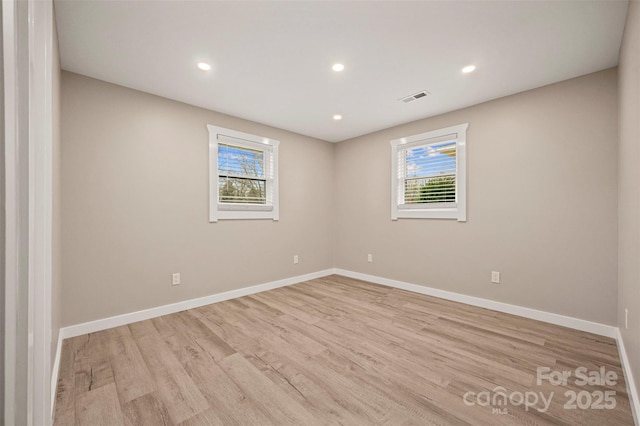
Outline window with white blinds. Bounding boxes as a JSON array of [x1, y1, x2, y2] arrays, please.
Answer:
[[218, 143, 268, 205], [208, 125, 280, 222], [390, 123, 468, 221]]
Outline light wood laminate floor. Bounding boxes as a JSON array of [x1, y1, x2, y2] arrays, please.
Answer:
[[54, 275, 634, 425]]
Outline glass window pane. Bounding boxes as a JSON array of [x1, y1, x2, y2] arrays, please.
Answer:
[[404, 140, 456, 204], [405, 141, 456, 179], [218, 144, 265, 178], [218, 177, 266, 204], [404, 175, 455, 204]]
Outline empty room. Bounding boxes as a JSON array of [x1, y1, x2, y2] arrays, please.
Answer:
[[2, 0, 640, 425]]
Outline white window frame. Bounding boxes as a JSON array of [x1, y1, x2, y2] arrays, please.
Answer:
[[390, 123, 468, 222], [208, 125, 280, 222]]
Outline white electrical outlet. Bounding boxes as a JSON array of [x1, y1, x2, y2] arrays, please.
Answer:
[[491, 271, 500, 284], [625, 308, 629, 329], [293, 255, 299, 264], [367, 254, 373, 263], [172, 273, 180, 286]]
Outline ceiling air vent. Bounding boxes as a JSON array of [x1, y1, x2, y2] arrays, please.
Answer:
[[399, 90, 430, 103]]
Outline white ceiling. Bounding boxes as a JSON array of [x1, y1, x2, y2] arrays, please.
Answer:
[[55, 0, 628, 143]]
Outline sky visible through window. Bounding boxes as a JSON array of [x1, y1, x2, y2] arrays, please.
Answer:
[[218, 143, 266, 204], [218, 144, 264, 178], [404, 140, 456, 204], [405, 140, 456, 178]]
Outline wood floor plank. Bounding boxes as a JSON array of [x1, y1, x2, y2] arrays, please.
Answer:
[[243, 349, 377, 425], [128, 320, 209, 424], [55, 275, 635, 426], [121, 392, 174, 426], [54, 338, 78, 425], [75, 383, 123, 426], [231, 309, 481, 425], [161, 321, 274, 426], [250, 291, 322, 324], [106, 326, 156, 404], [171, 310, 236, 361], [177, 408, 225, 426], [219, 353, 320, 425], [72, 331, 114, 395]]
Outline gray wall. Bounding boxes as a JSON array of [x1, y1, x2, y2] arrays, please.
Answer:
[[618, 0, 640, 408], [334, 69, 618, 325], [61, 72, 335, 326], [62, 68, 620, 328]]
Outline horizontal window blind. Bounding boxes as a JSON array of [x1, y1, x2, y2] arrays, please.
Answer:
[[218, 143, 270, 205], [209, 124, 280, 222], [398, 139, 457, 206]]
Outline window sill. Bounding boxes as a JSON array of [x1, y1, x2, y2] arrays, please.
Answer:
[[218, 204, 273, 212], [211, 209, 278, 222], [392, 207, 466, 221]]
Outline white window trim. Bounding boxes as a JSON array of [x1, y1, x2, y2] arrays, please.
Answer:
[[390, 123, 468, 222], [208, 125, 280, 222]]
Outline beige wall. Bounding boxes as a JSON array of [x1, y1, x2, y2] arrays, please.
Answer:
[[61, 72, 335, 326], [335, 69, 618, 325], [618, 0, 640, 405], [62, 68, 620, 329]]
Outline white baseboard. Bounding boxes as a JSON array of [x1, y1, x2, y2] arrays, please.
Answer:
[[334, 269, 618, 338], [334, 270, 637, 424], [60, 267, 618, 340], [52, 269, 334, 416], [616, 328, 640, 425], [52, 268, 637, 423], [59, 269, 334, 340]]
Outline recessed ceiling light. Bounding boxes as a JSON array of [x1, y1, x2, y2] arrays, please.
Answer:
[[333, 114, 342, 120], [462, 65, 476, 74], [197, 62, 212, 71], [332, 63, 345, 72]]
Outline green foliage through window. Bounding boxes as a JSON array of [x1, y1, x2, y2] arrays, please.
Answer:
[[405, 175, 455, 204], [218, 143, 267, 204]]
